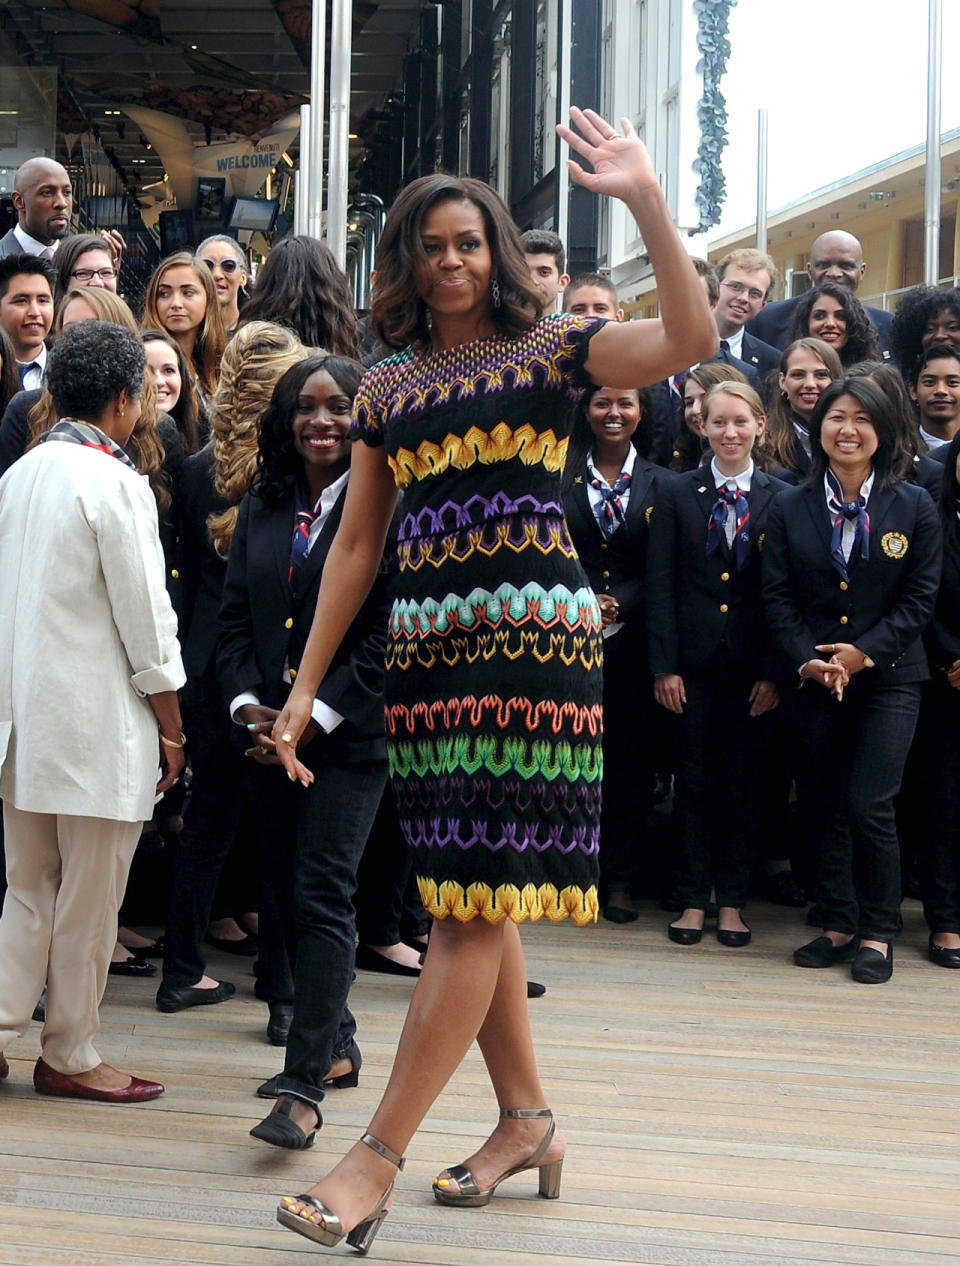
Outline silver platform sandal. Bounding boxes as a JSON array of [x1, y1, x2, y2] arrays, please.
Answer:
[[432, 1107, 563, 1207], [277, 1132, 404, 1255]]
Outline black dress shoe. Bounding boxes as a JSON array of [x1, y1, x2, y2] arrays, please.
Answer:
[[354, 944, 421, 977], [928, 936, 960, 968], [851, 944, 893, 983], [763, 871, 807, 907], [109, 956, 158, 978], [250, 1094, 320, 1149], [717, 925, 751, 947], [793, 935, 857, 968], [267, 1004, 293, 1046], [526, 980, 546, 998], [603, 904, 638, 924], [204, 932, 258, 956], [155, 980, 236, 1013], [668, 923, 703, 945]]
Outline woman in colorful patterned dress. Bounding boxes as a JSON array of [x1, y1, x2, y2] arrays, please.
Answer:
[[269, 109, 717, 1253]]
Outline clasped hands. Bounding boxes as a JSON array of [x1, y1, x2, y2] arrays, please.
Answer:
[[801, 642, 868, 700], [236, 703, 317, 771]]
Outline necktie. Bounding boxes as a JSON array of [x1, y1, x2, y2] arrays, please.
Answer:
[[18, 362, 38, 389], [288, 494, 323, 595], [707, 484, 750, 570], [588, 461, 632, 539], [826, 469, 869, 583], [669, 371, 686, 399]]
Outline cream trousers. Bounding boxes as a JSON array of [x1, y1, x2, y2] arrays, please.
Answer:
[[0, 804, 141, 1074]]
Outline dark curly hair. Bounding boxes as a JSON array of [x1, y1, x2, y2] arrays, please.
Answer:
[[890, 284, 960, 372], [788, 282, 878, 367], [45, 321, 145, 420], [239, 236, 360, 357], [371, 172, 543, 351], [562, 383, 654, 491], [807, 376, 903, 492], [255, 353, 364, 507]]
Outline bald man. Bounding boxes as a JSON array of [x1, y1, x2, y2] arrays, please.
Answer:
[[0, 158, 74, 260], [747, 230, 894, 358]]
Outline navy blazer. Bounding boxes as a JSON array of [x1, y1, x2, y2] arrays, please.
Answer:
[[217, 479, 395, 756], [925, 532, 960, 671], [738, 330, 781, 381], [762, 479, 941, 683], [748, 295, 895, 360], [563, 452, 665, 644], [646, 464, 787, 677], [173, 445, 229, 679]]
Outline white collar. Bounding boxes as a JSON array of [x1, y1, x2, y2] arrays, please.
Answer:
[[723, 325, 744, 359], [824, 467, 875, 505], [16, 342, 47, 371], [710, 455, 753, 491], [588, 444, 636, 486], [13, 224, 58, 257]]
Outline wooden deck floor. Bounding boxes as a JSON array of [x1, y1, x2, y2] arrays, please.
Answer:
[[2, 898, 959, 1266]]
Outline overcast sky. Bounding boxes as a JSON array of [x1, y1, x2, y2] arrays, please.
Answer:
[[708, 0, 960, 244]]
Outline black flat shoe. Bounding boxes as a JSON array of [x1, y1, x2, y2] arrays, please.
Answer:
[[668, 923, 703, 945], [763, 871, 807, 907], [527, 980, 546, 998], [851, 944, 893, 984], [155, 980, 236, 1013], [793, 935, 857, 968], [928, 936, 960, 968], [250, 1094, 320, 1150], [108, 956, 157, 977], [32, 987, 47, 1023], [603, 904, 638, 924], [267, 1004, 293, 1046], [354, 944, 421, 977], [717, 925, 751, 947], [205, 932, 258, 956]]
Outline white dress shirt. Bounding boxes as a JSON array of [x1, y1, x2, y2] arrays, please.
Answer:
[[230, 469, 350, 732], [12, 225, 58, 259], [16, 341, 47, 392]]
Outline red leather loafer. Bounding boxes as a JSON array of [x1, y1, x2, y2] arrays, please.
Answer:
[[33, 1057, 164, 1102]]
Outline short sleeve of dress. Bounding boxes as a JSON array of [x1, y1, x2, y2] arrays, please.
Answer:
[[350, 358, 392, 448], [547, 313, 608, 391]]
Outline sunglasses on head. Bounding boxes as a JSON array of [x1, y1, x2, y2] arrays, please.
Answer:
[[199, 256, 241, 274]]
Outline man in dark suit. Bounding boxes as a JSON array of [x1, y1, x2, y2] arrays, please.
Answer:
[[0, 158, 73, 260], [747, 230, 894, 358], [715, 248, 781, 380]]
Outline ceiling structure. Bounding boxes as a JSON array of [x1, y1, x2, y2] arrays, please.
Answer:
[[1, 0, 426, 213]]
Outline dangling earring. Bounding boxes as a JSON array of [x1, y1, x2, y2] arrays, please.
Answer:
[[490, 277, 502, 310]]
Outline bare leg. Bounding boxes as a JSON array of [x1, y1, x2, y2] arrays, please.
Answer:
[[435, 918, 563, 1194], [281, 915, 509, 1233]]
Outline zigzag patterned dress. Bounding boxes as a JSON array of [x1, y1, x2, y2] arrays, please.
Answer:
[[351, 313, 603, 925]]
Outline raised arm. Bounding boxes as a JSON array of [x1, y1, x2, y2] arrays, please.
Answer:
[[556, 108, 718, 386], [272, 440, 399, 781]]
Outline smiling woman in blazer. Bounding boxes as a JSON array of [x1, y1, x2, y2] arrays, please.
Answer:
[[763, 377, 941, 983], [647, 382, 787, 947], [218, 354, 395, 1151], [562, 382, 664, 923]]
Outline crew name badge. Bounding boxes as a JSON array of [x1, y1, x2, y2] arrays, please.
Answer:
[[881, 531, 908, 559]]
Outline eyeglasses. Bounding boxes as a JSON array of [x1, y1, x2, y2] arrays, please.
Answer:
[[71, 267, 117, 282], [721, 280, 765, 303], [199, 257, 241, 274]]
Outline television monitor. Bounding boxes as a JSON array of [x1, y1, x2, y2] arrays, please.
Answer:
[[196, 177, 226, 222], [158, 208, 195, 254], [227, 196, 279, 233]]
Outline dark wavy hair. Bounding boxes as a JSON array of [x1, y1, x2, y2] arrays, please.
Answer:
[[0, 325, 19, 414], [239, 236, 359, 357], [53, 233, 118, 304], [141, 328, 201, 454], [255, 353, 364, 506], [562, 383, 654, 491], [46, 320, 145, 419], [847, 358, 927, 474], [371, 173, 543, 351], [807, 376, 902, 491], [788, 282, 878, 367], [938, 429, 960, 553], [890, 284, 960, 372]]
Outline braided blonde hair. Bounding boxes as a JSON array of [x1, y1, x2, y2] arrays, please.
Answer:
[[207, 320, 306, 555]]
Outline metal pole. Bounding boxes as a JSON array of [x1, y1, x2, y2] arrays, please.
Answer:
[[756, 108, 768, 255], [296, 104, 311, 236], [555, 0, 572, 252], [307, 0, 326, 239], [327, 0, 353, 267], [924, 0, 942, 285]]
